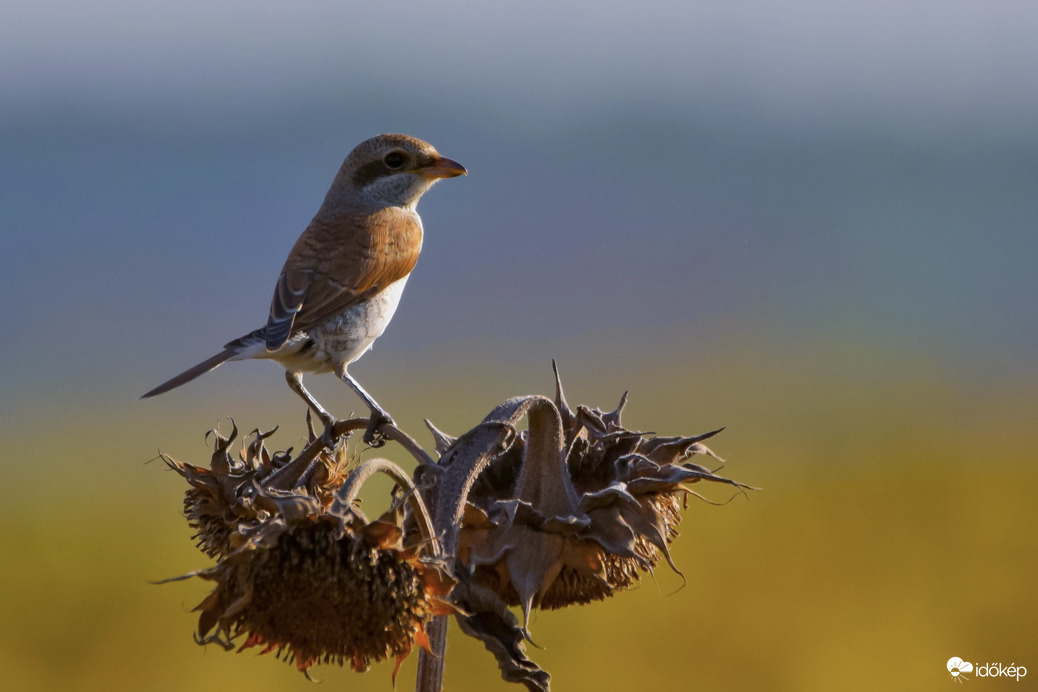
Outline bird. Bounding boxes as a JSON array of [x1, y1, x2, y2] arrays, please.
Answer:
[[141, 133, 466, 444]]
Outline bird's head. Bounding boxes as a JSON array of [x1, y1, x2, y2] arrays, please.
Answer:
[[334, 133, 466, 209]]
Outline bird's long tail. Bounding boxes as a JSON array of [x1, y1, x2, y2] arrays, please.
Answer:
[[140, 348, 237, 399]]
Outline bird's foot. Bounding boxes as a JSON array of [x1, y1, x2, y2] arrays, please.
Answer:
[[307, 409, 343, 448], [323, 421, 348, 448], [363, 408, 395, 447]]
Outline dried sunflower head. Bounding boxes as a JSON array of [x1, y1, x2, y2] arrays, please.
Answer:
[[456, 366, 752, 622], [163, 422, 343, 559], [163, 422, 453, 676]]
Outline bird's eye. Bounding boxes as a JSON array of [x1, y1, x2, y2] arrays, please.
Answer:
[[383, 152, 406, 169]]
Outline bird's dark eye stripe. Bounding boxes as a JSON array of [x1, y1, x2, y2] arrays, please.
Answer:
[[383, 152, 406, 169], [352, 159, 401, 187]]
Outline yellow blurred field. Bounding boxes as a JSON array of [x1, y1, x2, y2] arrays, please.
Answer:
[[3, 344, 1034, 691]]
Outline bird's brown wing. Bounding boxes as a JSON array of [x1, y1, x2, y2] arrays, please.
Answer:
[[264, 208, 423, 351]]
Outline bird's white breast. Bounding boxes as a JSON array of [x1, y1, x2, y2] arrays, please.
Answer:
[[265, 276, 410, 374], [313, 275, 409, 366]]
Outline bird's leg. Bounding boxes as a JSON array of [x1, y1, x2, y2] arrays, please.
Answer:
[[339, 369, 395, 447], [284, 371, 339, 445]]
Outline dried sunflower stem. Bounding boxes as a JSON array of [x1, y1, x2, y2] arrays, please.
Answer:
[[416, 421, 515, 692], [332, 457, 439, 558], [261, 417, 434, 491]]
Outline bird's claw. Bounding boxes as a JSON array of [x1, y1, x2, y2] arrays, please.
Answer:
[[316, 414, 342, 448], [363, 410, 395, 447]]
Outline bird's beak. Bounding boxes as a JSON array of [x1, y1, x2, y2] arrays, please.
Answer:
[[418, 156, 467, 179]]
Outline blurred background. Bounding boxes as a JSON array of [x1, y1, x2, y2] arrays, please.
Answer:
[[2, 1, 1036, 690]]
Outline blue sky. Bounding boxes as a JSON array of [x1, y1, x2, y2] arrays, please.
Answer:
[[4, 2, 1036, 129], [2, 0, 1036, 407]]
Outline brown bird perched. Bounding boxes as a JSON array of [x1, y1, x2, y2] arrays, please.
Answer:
[[141, 133, 466, 443]]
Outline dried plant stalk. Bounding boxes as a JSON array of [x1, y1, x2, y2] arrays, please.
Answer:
[[160, 364, 754, 692]]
